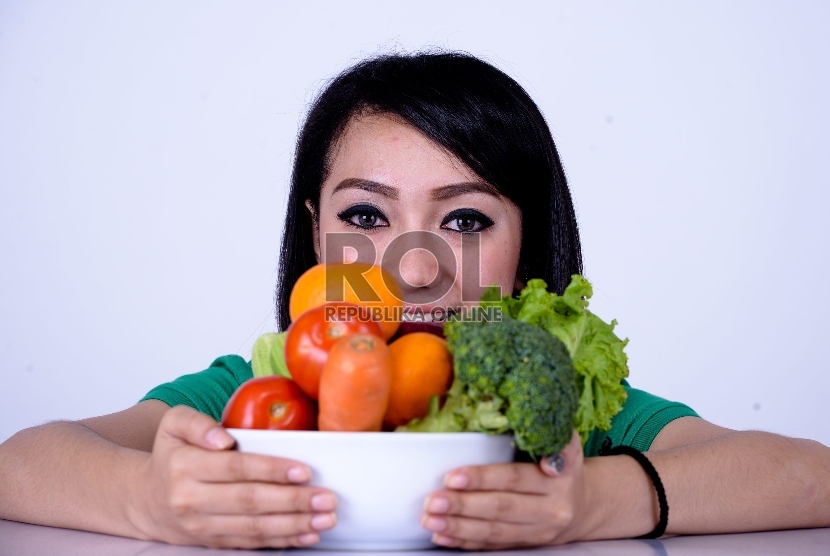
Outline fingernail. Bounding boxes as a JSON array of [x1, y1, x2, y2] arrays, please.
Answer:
[[205, 428, 233, 449], [432, 533, 454, 546], [422, 515, 447, 532], [297, 533, 319, 546], [287, 466, 310, 483], [545, 453, 566, 475], [444, 472, 469, 489], [425, 496, 449, 514], [311, 493, 336, 512], [311, 512, 337, 531]]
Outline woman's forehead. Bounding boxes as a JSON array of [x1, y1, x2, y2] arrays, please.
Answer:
[[324, 112, 481, 193]]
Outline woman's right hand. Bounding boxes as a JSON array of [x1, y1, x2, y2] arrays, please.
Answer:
[[127, 405, 337, 549]]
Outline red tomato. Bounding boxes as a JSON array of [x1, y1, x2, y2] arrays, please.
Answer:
[[285, 302, 384, 400], [221, 376, 317, 430]]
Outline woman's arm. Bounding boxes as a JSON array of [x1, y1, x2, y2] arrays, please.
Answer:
[[0, 401, 167, 533], [421, 419, 830, 550], [637, 418, 829, 535], [0, 403, 337, 548], [78, 399, 170, 451]]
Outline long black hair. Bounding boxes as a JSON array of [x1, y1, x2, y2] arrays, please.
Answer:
[[276, 52, 582, 331]]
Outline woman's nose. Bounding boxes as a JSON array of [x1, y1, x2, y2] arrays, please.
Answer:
[[395, 248, 455, 305], [382, 230, 456, 305], [398, 248, 439, 289]]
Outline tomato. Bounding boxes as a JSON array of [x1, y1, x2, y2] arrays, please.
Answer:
[[221, 376, 317, 430], [284, 302, 385, 400]]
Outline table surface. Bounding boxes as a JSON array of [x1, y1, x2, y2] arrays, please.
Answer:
[[2, 519, 829, 555]]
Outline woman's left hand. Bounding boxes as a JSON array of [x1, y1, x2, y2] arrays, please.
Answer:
[[421, 430, 587, 550]]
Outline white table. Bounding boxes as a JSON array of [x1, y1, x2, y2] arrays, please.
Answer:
[[2, 519, 829, 555]]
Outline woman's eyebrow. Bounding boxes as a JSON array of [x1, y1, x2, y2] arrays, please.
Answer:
[[331, 178, 399, 199], [430, 182, 500, 200]]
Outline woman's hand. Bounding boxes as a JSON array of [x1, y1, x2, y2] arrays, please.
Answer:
[[421, 430, 587, 550], [127, 405, 337, 549]]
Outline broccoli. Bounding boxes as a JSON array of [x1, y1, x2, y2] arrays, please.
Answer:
[[398, 313, 578, 459]]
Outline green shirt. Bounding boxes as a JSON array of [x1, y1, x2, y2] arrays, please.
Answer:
[[141, 355, 698, 456]]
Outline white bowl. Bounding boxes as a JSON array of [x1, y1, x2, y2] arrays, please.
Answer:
[[227, 429, 515, 551]]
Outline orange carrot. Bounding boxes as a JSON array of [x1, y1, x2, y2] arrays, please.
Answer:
[[318, 333, 393, 431]]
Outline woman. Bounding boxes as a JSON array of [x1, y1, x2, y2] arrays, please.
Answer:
[[1, 52, 828, 550]]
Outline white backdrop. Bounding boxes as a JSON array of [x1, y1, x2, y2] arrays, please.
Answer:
[[1, 1, 828, 446]]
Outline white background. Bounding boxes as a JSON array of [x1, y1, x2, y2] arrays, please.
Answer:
[[1, 1, 828, 445]]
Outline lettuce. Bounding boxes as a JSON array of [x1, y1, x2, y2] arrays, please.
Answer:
[[251, 331, 292, 379], [497, 276, 629, 443]]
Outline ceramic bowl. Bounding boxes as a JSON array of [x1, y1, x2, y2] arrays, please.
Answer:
[[227, 429, 515, 550]]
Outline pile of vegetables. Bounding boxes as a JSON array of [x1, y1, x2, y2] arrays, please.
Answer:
[[221, 263, 452, 433], [222, 264, 630, 459]]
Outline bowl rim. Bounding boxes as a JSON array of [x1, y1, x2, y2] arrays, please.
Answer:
[[226, 429, 514, 442]]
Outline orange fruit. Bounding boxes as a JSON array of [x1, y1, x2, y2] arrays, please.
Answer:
[[383, 332, 453, 428], [289, 263, 403, 340]]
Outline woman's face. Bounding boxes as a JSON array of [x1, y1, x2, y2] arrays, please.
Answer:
[[310, 112, 522, 320]]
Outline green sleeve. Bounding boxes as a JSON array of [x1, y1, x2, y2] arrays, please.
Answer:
[[139, 355, 254, 422], [583, 379, 699, 457]]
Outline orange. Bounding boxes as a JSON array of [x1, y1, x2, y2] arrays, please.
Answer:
[[383, 332, 453, 428], [289, 263, 403, 339]]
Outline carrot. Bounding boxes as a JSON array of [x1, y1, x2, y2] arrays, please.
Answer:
[[318, 333, 393, 432]]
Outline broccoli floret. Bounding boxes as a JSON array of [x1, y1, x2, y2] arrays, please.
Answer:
[[496, 325, 578, 457], [444, 316, 513, 394], [400, 315, 578, 459]]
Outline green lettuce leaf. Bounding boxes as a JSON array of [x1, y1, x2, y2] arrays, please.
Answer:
[[251, 332, 291, 379], [396, 380, 510, 434], [499, 276, 629, 443]]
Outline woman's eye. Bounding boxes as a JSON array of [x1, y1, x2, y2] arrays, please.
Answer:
[[441, 209, 494, 233], [336, 204, 389, 230]]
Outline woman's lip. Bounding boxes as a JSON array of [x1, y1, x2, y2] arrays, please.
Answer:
[[403, 305, 457, 323], [402, 305, 458, 322], [402, 311, 436, 322]]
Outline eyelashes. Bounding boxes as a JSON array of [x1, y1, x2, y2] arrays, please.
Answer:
[[440, 208, 494, 233], [336, 203, 390, 230], [336, 204, 494, 233]]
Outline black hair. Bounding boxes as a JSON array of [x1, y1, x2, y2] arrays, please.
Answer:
[[276, 51, 582, 331]]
